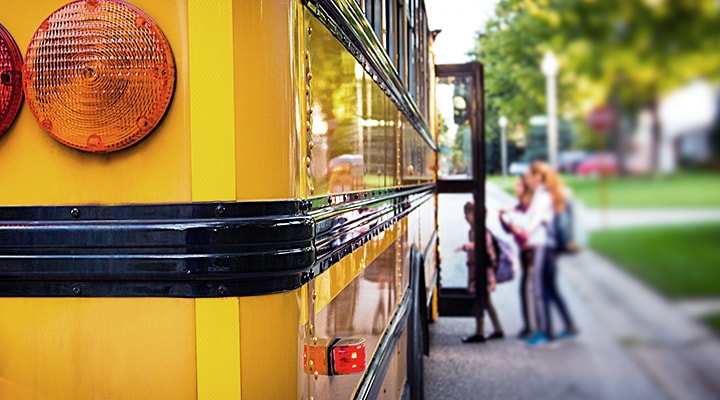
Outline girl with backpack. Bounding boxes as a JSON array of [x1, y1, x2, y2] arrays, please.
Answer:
[[456, 202, 504, 343], [522, 161, 579, 345]]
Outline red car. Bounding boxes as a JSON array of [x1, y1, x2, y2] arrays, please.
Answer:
[[575, 153, 618, 176]]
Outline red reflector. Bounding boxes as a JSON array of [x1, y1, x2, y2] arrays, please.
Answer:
[[23, 0, 175, 153], [331, 338, 366, 375], [0, 23, 23, 137]]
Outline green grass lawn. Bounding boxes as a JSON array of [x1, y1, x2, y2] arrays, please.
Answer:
[[489, 171, 720, 208], [702, 313, 720, 335], [589, 223, 720, 298]]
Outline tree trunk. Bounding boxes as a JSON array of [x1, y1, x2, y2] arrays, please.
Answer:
[[649, 94, 662, 175], [609, 99, 628, 176]]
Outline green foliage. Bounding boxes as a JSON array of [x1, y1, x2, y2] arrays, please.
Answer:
[[589, 222, 720, 298], [471, 0, 720, 148]]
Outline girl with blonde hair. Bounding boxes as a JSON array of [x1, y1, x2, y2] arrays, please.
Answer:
[[520, 161, 578, 345]]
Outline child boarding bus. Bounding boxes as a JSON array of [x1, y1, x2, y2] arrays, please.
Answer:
[[0, 0, 440, 398]]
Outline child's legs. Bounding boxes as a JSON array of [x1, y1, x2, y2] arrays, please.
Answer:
[[520, 249, 536, 331], [485, 291, 503, 333], [531, 246, 547, 334]]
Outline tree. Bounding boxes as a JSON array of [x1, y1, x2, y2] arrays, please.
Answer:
[[471, 0, 720, 173]]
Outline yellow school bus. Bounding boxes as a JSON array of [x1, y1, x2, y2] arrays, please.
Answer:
[[0, 0, 440, 399]]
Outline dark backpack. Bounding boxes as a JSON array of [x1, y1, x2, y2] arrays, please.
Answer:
[[490, 233, 515, 283]]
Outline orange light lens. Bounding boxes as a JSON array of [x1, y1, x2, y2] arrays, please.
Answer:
[[302, 343, 330, 375], [0, 23, 23, 137], [23, 0, 175, 153]]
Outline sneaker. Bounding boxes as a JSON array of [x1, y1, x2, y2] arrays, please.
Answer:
[[556, 327, 579, 340], [526, 331, 549, 347], [517, 328, 532, 339], [461, 334, 486, 343], [486, 331, 504, 340]]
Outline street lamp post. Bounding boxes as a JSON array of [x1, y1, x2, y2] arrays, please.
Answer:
[[499, 116, 508, 183], [541, 50, 559, 169]]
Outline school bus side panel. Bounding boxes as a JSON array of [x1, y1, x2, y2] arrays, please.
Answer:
[[233, 0, 303, 200], [0, 298, 197, 400], [0, 0, 192, 206]]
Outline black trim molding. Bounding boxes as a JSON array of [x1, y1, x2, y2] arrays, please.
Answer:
[[0, 185, 434, 297]]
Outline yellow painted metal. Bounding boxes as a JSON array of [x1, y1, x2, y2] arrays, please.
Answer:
[[195, 297, 242, 400], [239, 290, 302, 399], [233, 0, 300, 200], [189, 0, 236, 201], [0, 1, 192, 206], [314, 216, 409, 314], [0, 298, 197, 400]]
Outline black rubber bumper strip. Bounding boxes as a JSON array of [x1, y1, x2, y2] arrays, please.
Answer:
[[0, 185, 433, 297]]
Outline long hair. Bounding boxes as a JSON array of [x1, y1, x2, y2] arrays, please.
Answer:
[[529, 161, 565, 213]]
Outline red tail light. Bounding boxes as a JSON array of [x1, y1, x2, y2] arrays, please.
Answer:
[[23, 0, 175, 153], [331, 338, 366, 375], [0, 23, 23, 137]]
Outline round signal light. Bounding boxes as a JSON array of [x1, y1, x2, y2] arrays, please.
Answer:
[[23, 0, 175, 153], [0, 23, 23, 137]]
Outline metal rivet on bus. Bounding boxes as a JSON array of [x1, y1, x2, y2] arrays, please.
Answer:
[[308, 140, 314, 150], [309, 185, 315, 195], [308, 359, 314, 370], [307, 72, 313, 81], [305, 85, 311, 95], [313, 336, 318, 345], [305, 157, 312, 168], [304, 50, 309, 60], [70, 208, 80, 218], [218, 285, 227, 296], [307, 26, 312, 35], [305, 120, 312, 132], [72, 285, 82, 295], [313, 371, 319, 380], [308, 324, 314, 336], [215, 204, 226, 216], [311, 290, 316, 300]]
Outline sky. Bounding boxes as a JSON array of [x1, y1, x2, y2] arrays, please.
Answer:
[[424, 0, 499, 64], [425, 0, 500, 145]]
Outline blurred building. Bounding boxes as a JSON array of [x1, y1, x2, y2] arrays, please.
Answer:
[[629, 80, 719, 173]]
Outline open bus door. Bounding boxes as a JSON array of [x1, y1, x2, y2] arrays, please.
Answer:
[[435, 62, 486, 317]]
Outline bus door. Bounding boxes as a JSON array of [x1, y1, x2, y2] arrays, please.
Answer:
[[435, 62, 486, 316]]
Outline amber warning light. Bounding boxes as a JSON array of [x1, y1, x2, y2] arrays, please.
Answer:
[[0, 23, 23, 137], [23, 0, 175, 153], [303, 338, 366, 376]]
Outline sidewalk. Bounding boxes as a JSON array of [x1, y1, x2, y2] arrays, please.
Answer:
[[424, 249, 720, 400]]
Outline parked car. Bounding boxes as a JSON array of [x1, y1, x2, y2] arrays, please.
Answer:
[[575, 153, 618, 176], [558, 150, 589, 174]]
